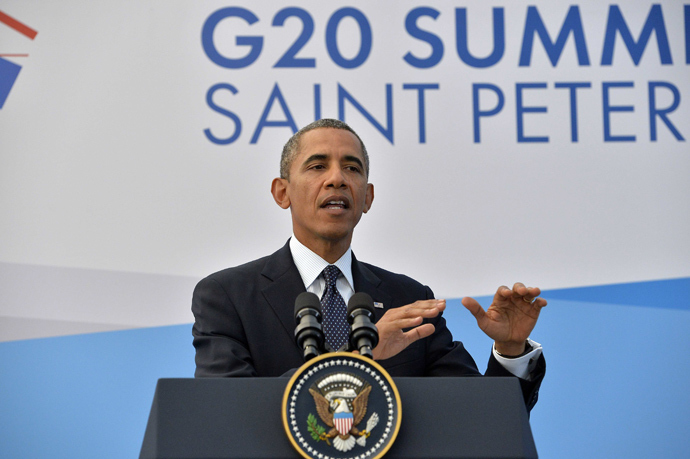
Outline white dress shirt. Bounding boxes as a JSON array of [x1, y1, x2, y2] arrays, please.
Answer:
[[289, 235, 355, 302]]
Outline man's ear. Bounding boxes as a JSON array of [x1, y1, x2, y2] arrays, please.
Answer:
[[363, 183, 374, 213], [271, 177, 291, 209]]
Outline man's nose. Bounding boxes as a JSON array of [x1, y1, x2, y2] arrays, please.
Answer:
[[325, 166, 346, 188]]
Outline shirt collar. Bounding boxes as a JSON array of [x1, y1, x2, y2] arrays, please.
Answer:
[[289, 235, 354, 290]]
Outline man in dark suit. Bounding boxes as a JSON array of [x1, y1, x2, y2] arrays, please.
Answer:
[[192, 119, 546, 410]]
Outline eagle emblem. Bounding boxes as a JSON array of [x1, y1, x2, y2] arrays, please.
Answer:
[[282, 354, 401, 459], [308, 373, 380, 452]]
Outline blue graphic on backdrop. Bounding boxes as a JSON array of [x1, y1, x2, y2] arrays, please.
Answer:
[[0, 58, 21, 109]]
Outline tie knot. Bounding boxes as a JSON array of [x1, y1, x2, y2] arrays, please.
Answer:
[[322, 265, 340, 287]]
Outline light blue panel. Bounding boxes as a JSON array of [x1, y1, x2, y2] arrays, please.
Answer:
[[443, 292, 690, 459], [541, 277, 690, 311], [0, 324, 195, 459], [441, 296, 498, 371], [2, 280, 689, 458]]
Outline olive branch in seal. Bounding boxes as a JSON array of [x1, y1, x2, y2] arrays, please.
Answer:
[[307, 413, 330, 445]]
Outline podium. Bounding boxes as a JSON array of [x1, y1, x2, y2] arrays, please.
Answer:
[[140, 377, 537, 459]]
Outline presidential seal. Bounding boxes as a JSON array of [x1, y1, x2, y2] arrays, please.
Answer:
[[282, 353, 401, 459]]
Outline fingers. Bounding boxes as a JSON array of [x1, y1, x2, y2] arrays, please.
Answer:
[[375, 300, 444, 332], [532, 298, 548, 308], [495, 283, 547, 307], [410, 299, 446, 313], [513, 282, 527, 297], [496, 285, 513, 299], [404, 323, 435, 343], [372, 303, 440, 361], [382, 300, 445, 321], [380, 314, 424, 331], [519, 285, 546, 307]]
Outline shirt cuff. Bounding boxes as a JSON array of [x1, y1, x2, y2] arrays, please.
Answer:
[[492, 338, 543, 380]]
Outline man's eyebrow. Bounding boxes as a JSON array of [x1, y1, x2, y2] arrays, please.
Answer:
[[343, 155, 364, 169], [302, 154, 327, 165], [301, 154, 364, 169]]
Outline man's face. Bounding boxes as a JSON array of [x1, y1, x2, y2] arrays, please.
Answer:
[[272, 128, 374, 254]]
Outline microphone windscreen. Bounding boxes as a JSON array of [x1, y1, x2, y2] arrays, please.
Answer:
[[294, 291, 322, 317], [347, 292, 375, 316]]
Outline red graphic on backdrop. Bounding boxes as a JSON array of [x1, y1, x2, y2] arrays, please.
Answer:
[[0, 9, 38, 108]]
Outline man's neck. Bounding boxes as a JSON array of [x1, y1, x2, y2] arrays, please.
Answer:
[[292, 234, 351, 264]]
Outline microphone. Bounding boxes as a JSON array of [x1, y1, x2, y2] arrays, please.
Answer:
[[347, 292, 379, 359], [294, 292, 325, 361]]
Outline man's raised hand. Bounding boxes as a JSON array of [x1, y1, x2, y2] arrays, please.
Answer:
[[462, 283, 546, 356]]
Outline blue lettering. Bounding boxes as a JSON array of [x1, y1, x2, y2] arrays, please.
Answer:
[[272, 8, 315, 68], [456, 8, 505, 68], [554, 82, 592, 142], [204, 83, 242, 145], [601, 5, 672, 65], [685, 5, 690, 64], [250, 84, 298, 144], [326, 8, 372, 69], [602, 82, 635, 142], [519, 6, 590, 67], [516, 83, 548, 143], [648, 82, 685, 141], [472, 83, 505, 143], [404, 7, 444, 69], [313, 84, 321, 121], [402, 83, 440, 143], [338, 84, 394, 144], [201, 7, 263, 69]]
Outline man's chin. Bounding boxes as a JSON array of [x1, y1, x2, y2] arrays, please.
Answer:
[[320, 230, 352, 243], [316, 227, 356, 244]]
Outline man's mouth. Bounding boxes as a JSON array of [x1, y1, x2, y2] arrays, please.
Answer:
[[321, 199, 348, 210]]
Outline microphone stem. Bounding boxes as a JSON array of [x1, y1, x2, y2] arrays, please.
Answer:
[[359, 345, 373, 359], [304, 344, 319, 361]]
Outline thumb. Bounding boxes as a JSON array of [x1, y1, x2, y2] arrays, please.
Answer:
[[462, 296, 485, 320]]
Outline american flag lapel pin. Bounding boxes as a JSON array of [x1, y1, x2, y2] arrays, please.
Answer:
[[374, 302, 384, 309]]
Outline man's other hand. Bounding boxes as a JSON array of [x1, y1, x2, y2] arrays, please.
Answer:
[[372, 299, 445, 360]]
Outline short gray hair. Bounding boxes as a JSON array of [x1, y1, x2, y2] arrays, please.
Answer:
[[280, 119, 369, 180]]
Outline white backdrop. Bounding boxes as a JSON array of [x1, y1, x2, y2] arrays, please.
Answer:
[[1, 0, 688, 335], [2, 3, 690, 459]]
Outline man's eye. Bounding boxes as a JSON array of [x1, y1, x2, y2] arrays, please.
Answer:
[[345, 165, 361, 173]]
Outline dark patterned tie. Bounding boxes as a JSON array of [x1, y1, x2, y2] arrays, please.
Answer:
[[320, 265, 349, 351]]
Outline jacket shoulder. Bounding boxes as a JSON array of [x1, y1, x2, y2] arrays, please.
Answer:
[[198, 242, 293, 288]]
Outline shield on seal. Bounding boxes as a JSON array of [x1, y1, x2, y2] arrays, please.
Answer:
[[333, 411, 354, 436]]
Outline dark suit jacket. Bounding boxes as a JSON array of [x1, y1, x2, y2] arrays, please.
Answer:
[[192, 241, 544, 410]]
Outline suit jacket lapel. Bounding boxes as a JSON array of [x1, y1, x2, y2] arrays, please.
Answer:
[[260, 241, 307, 340], [352, 253, 392, 323]]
